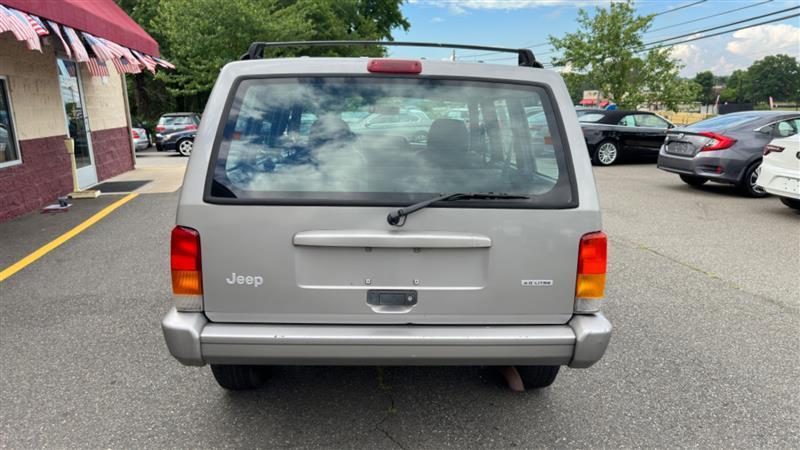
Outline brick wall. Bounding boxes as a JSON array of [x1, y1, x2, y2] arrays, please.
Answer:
[[0, 135, 72, 222], [92, 126, 134, 181]]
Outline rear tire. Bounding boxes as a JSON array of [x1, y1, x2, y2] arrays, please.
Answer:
[[780, 197, 800, 210], [210, 365, 268, 391], [592, 140, 620, 166], [516, 365, 560, 389], [679, 174, 707, 187], [177, 138, 194, 156], [738, 161, 767, 198]]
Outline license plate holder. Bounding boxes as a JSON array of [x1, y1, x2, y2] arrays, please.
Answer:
[[668, 142, 693, 155]]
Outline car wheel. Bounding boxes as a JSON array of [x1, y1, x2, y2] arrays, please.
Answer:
[[515, 365, 560, 389], [739, 161, 768, 198], [592, 140, 620, 166], [780, 197, 800, 210], [210, 365, 268, 390], [679, 174, 707, 188], [177, 139, 194, 156]]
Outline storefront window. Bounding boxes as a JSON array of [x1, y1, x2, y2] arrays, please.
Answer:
[[0, 77, 20, 168]]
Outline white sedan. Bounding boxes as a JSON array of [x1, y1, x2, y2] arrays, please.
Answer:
[[756, 134, 800, 210]]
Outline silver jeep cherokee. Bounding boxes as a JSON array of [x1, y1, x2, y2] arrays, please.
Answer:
[[162, 41, 612, 391]]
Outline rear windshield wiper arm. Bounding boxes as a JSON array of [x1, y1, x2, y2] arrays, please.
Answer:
[[387, 192, 530, 227]]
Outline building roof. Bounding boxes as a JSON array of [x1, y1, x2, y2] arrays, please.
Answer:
[[2, 0, 159, 56]]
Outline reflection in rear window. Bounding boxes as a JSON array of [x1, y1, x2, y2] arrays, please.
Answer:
[[578, 113, 606, 123], [208, 77, 575, 207]]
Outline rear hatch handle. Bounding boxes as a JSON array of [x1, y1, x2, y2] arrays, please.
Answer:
[[293, 230, 492, 248]]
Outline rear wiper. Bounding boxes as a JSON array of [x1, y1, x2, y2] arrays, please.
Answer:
[[387, 192, 530, 227]]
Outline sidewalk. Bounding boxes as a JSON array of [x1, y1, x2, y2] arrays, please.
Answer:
[[104, 149, 188, 194]]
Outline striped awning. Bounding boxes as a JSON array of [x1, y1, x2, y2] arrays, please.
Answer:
[[0, 2, 173, 77]]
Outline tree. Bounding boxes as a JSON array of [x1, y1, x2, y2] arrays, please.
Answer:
[[549, 0, 692, 110], [116, 0, 409, 117], [746, 54, 800, 103], [720, 69, 751, 103], [692, 71, 714, 104], [153, 0, 408, 100]]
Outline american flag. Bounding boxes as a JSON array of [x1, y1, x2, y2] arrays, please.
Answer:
[[97, 37, 143, 74], [82, 32, 115, 61], [62, 25, 89, 62], [20, 11, 48, 36], [46, 21, 71, 58], [132, 50, 157, 74], [0, 5, 41, 51], [86, 58, 110, 77], [153, 56, 176, 70]]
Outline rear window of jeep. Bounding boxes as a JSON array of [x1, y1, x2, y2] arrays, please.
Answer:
[[208, 77, 575, 207]]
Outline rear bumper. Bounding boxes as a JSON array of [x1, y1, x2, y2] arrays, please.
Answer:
[[757, 164, 800, 199], [161, 308, 611, 368], [657, 147, 741, 183]]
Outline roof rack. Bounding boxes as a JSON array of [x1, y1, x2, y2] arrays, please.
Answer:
[[241, 41, 543, 68]]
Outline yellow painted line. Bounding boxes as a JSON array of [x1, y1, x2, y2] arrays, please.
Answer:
[[0, 193, 139, 282]]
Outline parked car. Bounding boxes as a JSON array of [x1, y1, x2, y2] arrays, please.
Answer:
[[580, 110, 674, 165], [350, 109, 433, 143], [162, 42, 611, 392], [155, 112, 200, 156], [657, 111, 800, 197], [756, 133, 800, 210], [131, 127, 150, 151]]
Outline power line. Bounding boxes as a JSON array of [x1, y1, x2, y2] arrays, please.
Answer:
[[652, 0, 708, 17], [459, 0, 710, 59], [641, 12, 800, 52], [647, 0, 772, 33], [644, 4, 800, 47]]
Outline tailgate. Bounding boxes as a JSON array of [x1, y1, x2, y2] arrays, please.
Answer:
[[188, 205, 597, 325]]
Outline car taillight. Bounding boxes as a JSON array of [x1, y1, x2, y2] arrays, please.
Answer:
[[575, 231, 607, 313], [131, 130, 140, 139], [185, 124, 198, 131], [171, 226, 203, 310], [367, 59, 422, 74], [155, 125, 165, 132], [763, 144, 784, 156], [698, 132, 736, 151]]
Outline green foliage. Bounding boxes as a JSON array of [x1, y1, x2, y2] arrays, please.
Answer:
[[549, 0, 691, 110], [719, 69, 750, 103], [692, 71, 714, 104], [116, 0, 408, 119], [745, 54, 800, 103]]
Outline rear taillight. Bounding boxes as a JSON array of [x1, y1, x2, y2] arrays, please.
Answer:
[[155, 125, 165, 132], [698, 132, 736, 151], [185, 124, 198, 131], [367, 59, 422, 74], [575, 231, 607, 313], [131, 129, 140, 139], [171, 226, 203, 310], [763, 144, 784, 156]]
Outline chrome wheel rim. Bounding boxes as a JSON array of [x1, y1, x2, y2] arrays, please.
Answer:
[[598, 143, 618, 165], [750, 164, 765, 194], [179, 140, 193, 155]]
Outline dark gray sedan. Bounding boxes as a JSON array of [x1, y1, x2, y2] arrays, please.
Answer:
[[657, 111, 800, 197]]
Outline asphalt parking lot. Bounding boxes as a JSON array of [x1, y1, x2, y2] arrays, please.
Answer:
[[0, 159, 798, 448]]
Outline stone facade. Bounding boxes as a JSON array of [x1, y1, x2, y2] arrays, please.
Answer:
[[0, 34, 134, 222]]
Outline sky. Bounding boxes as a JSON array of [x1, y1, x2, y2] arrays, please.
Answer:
[[388, 0, 800, 77]]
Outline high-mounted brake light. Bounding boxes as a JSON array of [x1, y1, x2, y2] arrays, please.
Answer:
[[763, 144, 784, 156], [699, 132, 736, 151], [171, 226, 203, 309], [575, 231, 607, 313], [367, 59, 422, 74]]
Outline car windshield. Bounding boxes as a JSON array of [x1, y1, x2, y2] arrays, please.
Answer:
[[578, 113, 606, 123], [685, 113, 763, 131], [209, 77, 575, 207]]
